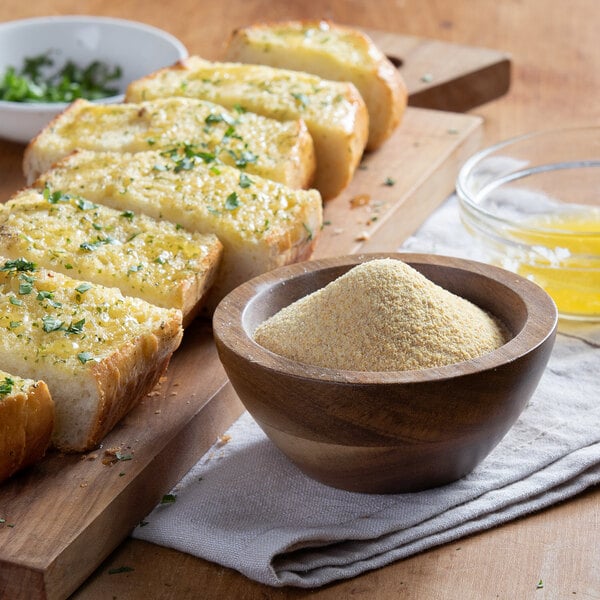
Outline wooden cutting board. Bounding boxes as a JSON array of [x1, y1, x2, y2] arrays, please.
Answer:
[[0, 32, 509, 600]]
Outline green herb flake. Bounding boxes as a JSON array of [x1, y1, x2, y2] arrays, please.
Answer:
[[224, 192, 241, 211], [75, 197, 97, 211], [291, 92, 309, 108], [239, 173, 252, 189], [120, 210, 135, 221], [18, 281, 33, 295], [115, 452, 133, 461], [9, 296, 23, 306], [1, 258, 36, 273], [66, 319, 86, 335], [384, 177, 396, 186], [303, 222, 314, 241], [75, 282, 93, 294], [77, 352, 96, 364], [42, 315, 64, 333], [160, 493, 177, 505], [37, 291, 62, 308], [0, 377, 15, 397], [9, 321, 21, 329], [234, 150, 257, 169], [536, 579, 544, 589]]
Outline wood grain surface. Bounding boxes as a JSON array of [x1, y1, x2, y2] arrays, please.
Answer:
[[0, 1, 598, 599]]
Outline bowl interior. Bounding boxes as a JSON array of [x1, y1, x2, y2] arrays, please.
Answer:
[[232, 253, 556, 384]]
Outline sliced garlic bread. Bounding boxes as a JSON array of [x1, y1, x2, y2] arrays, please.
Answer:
[[0, 188, 223, 325], [0, 370, 54, 482], [224, 20, 407, 151], [34, 150, 323, 310], [0, 257, 183, 452], [125, 56, 368, 200], [23, 97, 315, 189]]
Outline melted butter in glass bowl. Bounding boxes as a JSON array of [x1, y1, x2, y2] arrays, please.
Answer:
[[457, 126, 600, 321]]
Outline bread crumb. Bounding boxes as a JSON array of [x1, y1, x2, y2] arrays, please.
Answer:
[[350, 194, 370, 208], [254, 258, 508, 371]]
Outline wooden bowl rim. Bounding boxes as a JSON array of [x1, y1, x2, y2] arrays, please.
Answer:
[[213, 253, 558, 384]]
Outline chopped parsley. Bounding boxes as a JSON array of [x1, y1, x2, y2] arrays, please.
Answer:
[[77, 352, 97, 364], [0, 54, 122, 103], [75, 282, 92, 295], [291, 91, 309, 108], [224, 192, 241, 210], [239, 173, 252, 188], [160, 493, 177, 504], [1, 258, 36, 273], [0, 377, 15, 397]]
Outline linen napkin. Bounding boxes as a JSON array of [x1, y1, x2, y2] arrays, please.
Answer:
[[133, 196, 600, 588]]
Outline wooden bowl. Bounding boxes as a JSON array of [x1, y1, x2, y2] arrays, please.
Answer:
[[213, 253, 558, 494]]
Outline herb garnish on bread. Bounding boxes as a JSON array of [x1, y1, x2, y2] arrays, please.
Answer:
[[34, 150, 322, 309], [23, 96, 316, 189], [225, 20, 407, 150], [0, 257, 182, 452], [0, 188, 223, 325], [125, 56, 368, 200]]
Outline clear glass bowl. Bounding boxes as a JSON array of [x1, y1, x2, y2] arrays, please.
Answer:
[[457, 126, 600, 321]]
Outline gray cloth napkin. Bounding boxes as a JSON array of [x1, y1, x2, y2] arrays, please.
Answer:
[[133, 197, 600, 588]]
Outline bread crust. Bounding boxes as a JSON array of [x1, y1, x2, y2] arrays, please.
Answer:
[[224, 19, 407, 151], [57, 317, 182, 452], [0, 376, 54, 482]]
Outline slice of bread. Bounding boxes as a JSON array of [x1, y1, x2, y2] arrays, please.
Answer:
[[125, 56, 369, 200], [23, 97, 316, 190], [0, 188, 223, 325], [0, 370, 54, 483], [0, 256, 183, 452], [224, 20, 407, 151], [33, 150, 323, 310]]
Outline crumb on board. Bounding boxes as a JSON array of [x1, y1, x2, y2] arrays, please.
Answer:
[[350, 193, 371, 208]]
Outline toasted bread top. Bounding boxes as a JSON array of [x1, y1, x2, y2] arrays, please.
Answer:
[[224, 20, 407, 150], [125, 56, 368, 199], [0, 256, 182, 377], [0, 188, 222, 315], [23, 97, 315, 189]]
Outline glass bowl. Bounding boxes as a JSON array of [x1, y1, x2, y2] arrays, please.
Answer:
[[457, 126, 600, 321]]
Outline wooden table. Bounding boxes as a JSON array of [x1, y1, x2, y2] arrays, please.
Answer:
[[0, 1, 598, 598]]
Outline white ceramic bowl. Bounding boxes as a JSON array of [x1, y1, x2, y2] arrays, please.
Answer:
[[0, 16, 188, 144]]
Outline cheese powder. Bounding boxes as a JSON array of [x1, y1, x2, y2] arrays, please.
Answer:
[[253, 258, 508, 371]]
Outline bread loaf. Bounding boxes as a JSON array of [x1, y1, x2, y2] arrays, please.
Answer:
[[23, 97, 316, 189], [34, 150, 323, 310], [225, 20, 407, 150], [0, 256, 183, 452], [0, 370, 53, 482], [0, 188, 223, 325], [125, 56, 369, 200]]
